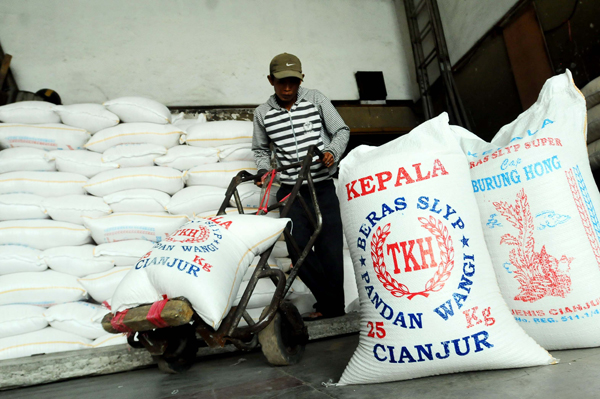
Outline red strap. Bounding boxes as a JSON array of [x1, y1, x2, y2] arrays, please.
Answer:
[[256, 170, 277, 215], [146, 295, 169, 329], [102, 301, 112, 310], [110, 309, 133, 333]]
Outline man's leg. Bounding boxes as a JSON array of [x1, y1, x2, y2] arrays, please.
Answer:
[[313, 180, 345, 316], [277, 183, 340, 316]]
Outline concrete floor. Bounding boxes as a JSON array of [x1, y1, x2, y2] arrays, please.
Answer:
[[3, 333, 600, 399]]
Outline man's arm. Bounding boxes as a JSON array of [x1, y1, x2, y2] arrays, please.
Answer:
[[315, 91, 350, 162], [252, 107, 272, 173]]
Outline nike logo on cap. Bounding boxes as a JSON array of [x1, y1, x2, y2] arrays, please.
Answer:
[[286, 63, 295, 66]]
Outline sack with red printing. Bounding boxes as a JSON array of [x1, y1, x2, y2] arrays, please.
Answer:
[[336, 114, 553, 385], [452, 71, 600, 350], [110, 214, 289, 329]]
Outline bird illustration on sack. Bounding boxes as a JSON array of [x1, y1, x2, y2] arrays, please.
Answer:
[[493, 189, 573, 303]]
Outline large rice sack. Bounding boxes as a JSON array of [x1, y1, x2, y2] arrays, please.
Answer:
[[229, 183, 278, 208], [93, 333, 127, 347], [83, 212, 188, 244], [53, 104, 120, 133], [0, 246, 46, 275], [154, 145, 219, 171], [0, 101, 60, 124], [0, 123, 90, 150], [0, 305, 48, 339], [0, 194, 47, 220], [103, 189, 171, 213], [0, 171, 88, 197], [93, 240, 154, 265], [44, 302, 108, 339], [0, 327, 91, 360], [104, 97, 171, 124], [336, 114, 552, 385], [84, 166, 183, 196], [180, 120, 253, 147], [46, 150, 119, 178], [85, 123, 182, 153], [454, 71, 600, 350], [0, 270, 88, 306], [102, 143, 167, 168], [165, 186, 227, 217], [43, 195, 112, 224], [111, 215, 289, 329], [0, 147, 55, 173], [217, 143, 254, 162], [41, 245, 114, 277], [184, 161, 256, 188], [0, 220, 91, 250], [78, 266, 132, 303]]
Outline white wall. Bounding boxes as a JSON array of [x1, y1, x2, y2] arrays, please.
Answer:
[[0, 0, 417, 106], [438, 0, 519, 66]]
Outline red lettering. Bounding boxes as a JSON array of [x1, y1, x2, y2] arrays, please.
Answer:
[[346, 180, 361, 201], [387, 243, 402, 274], [431, 159, 449, 177], [482, 307, 495, 326], [412, 163, 431, 182], [399, 240, 419, 272], [358, 176, 376, 196], [416, 236, 437, 269], [375, 171, 393, 191], [463, 306, 483, 328], [395, 167, 415, 186]]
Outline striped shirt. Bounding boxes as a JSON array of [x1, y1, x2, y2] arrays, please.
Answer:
[[252, 87, 350, 185]]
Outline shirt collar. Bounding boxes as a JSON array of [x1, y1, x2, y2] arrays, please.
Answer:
[[267, 86, 307, 110]]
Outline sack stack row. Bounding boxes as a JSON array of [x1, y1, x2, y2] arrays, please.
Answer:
[[0, 97, 340, 360]]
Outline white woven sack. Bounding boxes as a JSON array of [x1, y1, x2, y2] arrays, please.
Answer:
[[94, 240, 154, 266], [78, 266, 132, 303], [85, 123, 181, 153], [343, 249, 360, 313], [172, 113, 207, 132], [0, 171, 88, 197], [46, 150, 119, 178], [0, 220, 91, 250], [53, 104, 120, 134], [102, 143, 167, 168], [184, 161, 257, 188], [104, 97, 171, 124], [83, 212, 188, 244], [0, 327, 91, 360], [0, 101, 60, 124], [84, 166, 183, 197], [154, 145, 219, 171], [166, 186, 227, 217], [454, 71, 600, 350], [271, 241, 288, 258], [243, 256, 280, 282], [43, 195, 112, 224], [195, 207, 281, 220], [93, 333, 127, 347], [0, 194, 47, 220], [229, 183, 278, 208], [104, 189, 171, 213], [111, 215, 289, 329], [0, 123, 90, 150], [41, 245, 114, 277], [181, 120, 253, 147], [44, 302, 108, 339], [0, 270, 88, 306], [275, 257, 292, 273], [0, 305, 48, 339], [336, 114, 553, 385], [217, 143, 254, 162], [0, 245, 46, 275], [0, 147, 55, 173]]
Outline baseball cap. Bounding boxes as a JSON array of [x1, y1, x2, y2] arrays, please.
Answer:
[[269, 53, 303, 80]]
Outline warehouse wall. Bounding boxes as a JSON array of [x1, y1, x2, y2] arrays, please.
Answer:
[[0, 0, 417, 106], [438, 0, 519, 65]]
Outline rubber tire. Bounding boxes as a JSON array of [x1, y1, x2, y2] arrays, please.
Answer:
[[258, 310, 306, 366], [153, 355, 193, 374]]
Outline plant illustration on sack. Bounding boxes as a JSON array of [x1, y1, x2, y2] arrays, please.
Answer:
[[494, 189, 573, 303], [371, 216, 454, 299]]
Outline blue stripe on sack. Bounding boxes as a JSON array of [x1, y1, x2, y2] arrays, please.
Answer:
[[574, 165, 600, 243]]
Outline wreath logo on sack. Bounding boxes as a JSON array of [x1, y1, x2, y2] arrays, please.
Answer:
[[370, 216, 454, 299], [166, 224, 213, 244]]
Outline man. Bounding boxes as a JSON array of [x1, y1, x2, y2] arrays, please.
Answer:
[[252, 52, 350, 320]]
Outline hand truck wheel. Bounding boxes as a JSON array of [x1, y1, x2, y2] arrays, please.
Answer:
[[258, 302, 308, 366], [152, 324, 199, 374]]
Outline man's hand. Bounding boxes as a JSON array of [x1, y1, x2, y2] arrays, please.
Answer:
[[320, 151, 335, 168], [254, 169, 269, 187]]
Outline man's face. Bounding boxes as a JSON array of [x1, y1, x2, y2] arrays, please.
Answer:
[[268, 75, 303, 104]]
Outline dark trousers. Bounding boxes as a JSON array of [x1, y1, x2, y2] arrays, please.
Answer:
[[277, 179, 345, 316]]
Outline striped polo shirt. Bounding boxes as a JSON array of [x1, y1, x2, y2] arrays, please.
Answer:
[[252, 87, 350, 185]]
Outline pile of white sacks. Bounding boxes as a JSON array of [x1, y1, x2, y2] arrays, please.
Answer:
[[0, 97, 359, 360]]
